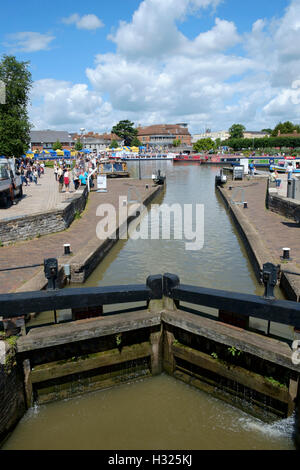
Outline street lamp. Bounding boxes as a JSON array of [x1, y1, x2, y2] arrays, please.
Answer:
[[79, 128, 85, 152]]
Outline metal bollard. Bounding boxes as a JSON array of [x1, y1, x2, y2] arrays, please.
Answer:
[[282, 247, 290, 260], [261, 262, 280, 299]]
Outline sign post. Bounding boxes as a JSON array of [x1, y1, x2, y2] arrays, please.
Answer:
[[97, 174, 107, 193]]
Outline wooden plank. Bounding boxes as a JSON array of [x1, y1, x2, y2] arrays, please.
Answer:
[[17, 310, 161, 352], [31, 342, 151, 383], [36, 370, 152, 405], [162, 310, 300, 372], [172, 342, 290, 404]]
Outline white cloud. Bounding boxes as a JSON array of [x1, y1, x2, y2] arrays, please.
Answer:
[[62, 13, 104, 30], [30, 0, 300, 133], [30, 79, 108, 130], [4, 32, 55, 52]]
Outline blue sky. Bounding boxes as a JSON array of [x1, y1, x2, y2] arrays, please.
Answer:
[[1, 0, 299, 134]]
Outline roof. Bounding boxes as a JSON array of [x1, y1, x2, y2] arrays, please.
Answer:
[[30, 130, 72, 143], [277, 131, 300, 138], [137, 124, 191, 137], [72, 132, 122, 141], [244, 131, 268, 136]]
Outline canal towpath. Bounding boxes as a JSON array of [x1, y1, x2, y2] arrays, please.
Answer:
[[218, 174, 300, 300], [0, 176, 162, 294]]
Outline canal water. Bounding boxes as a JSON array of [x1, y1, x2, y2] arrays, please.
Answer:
[[3, 162, 296, 450]]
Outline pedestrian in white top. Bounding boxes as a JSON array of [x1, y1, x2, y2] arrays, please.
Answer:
[[287, 163, 293, 181]]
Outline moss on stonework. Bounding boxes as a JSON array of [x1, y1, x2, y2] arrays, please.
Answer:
[[2, 336, 18, 373]]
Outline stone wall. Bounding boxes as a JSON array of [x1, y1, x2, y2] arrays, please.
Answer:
[[0, 187, 88, 244], [267, 187, 300, 221], [0, 345, 26, 446]]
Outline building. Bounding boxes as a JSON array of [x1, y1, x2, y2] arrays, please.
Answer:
[[30, 130, 74, 151], [72, 132, 123, 153], [192, 130, 269, 143], [137, 123, 191, 149], [277, 130, 300, 138], [243, 131, 269, 139], [192, 130, 230, 143]]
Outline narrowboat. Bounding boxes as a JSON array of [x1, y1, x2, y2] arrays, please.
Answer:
[[173, 153, 203, 162], [98, 159, 129, 178], [270, 158, 300, 174]]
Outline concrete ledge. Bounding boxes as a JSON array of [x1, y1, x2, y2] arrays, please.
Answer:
[[268, 192, 300, 221], [69, 184, 163, 283], [217, 185, 276, 278], [0, 187, 88, 244]]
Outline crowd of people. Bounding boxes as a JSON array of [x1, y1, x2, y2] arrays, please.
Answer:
[[53, 153, 98, 193], [16, 157, 45, 186]]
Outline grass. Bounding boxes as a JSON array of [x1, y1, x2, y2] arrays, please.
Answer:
[[264, 376, 288, 389]]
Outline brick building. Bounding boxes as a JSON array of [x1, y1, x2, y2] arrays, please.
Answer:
[[137, 123, 191, 149], [30, 130, 74, 151], [72, 132, 123, 153]]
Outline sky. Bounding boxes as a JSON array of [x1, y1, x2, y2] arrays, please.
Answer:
[[1, 0, 300, 135]]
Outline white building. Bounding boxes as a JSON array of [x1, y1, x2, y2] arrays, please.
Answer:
[[192, 130, 230, 143]]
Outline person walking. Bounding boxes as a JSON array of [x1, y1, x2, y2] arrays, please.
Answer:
[[33, 167, 38, 184], [72, 165, 80, 190], [58, 166, 64, 192], [54, 162, 58, 181], [64, 169, 70, 193]]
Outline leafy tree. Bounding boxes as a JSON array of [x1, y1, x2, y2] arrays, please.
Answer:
[[130, 136, 142, 147], [0, 55, 32, 157], [229, 124, 246, 139], [261, 128, 272, 134], [271, 121, 300, 137], [172, 139, 181, 147], [75, 139, 83, 151], [215, 138, 221, 148], [111, 120, 138, 146], [52, 140, 62, 150], [110, 139, 118, 149], [193, 138, 215, 152]]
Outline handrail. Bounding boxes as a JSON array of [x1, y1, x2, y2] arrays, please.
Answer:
[[0, 284, 152, 319], [1, 268, 300, 329], [163, 273, 300, 329]]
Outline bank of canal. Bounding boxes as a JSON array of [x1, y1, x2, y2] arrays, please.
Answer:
[[3, 162, 296, 450]]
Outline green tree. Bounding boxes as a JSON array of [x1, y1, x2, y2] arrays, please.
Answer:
[[229, 124, 246, 139], [75, 139, 83, 151], [0, 55, 32, 157], [193, 138, 215, 152], [130, 136, 142, 147], [172, 139, 181, 147], [111, 120, 138, 146], [52, 140, 62, 150], [215, 138, 221, 148], [271, 121, 300, 137], [261, 128, 272, 134], [110, 139, 118, 149]]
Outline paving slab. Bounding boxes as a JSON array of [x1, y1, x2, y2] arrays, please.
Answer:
[[220, 176, 300, 299], [0, 178, 162, 293]]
